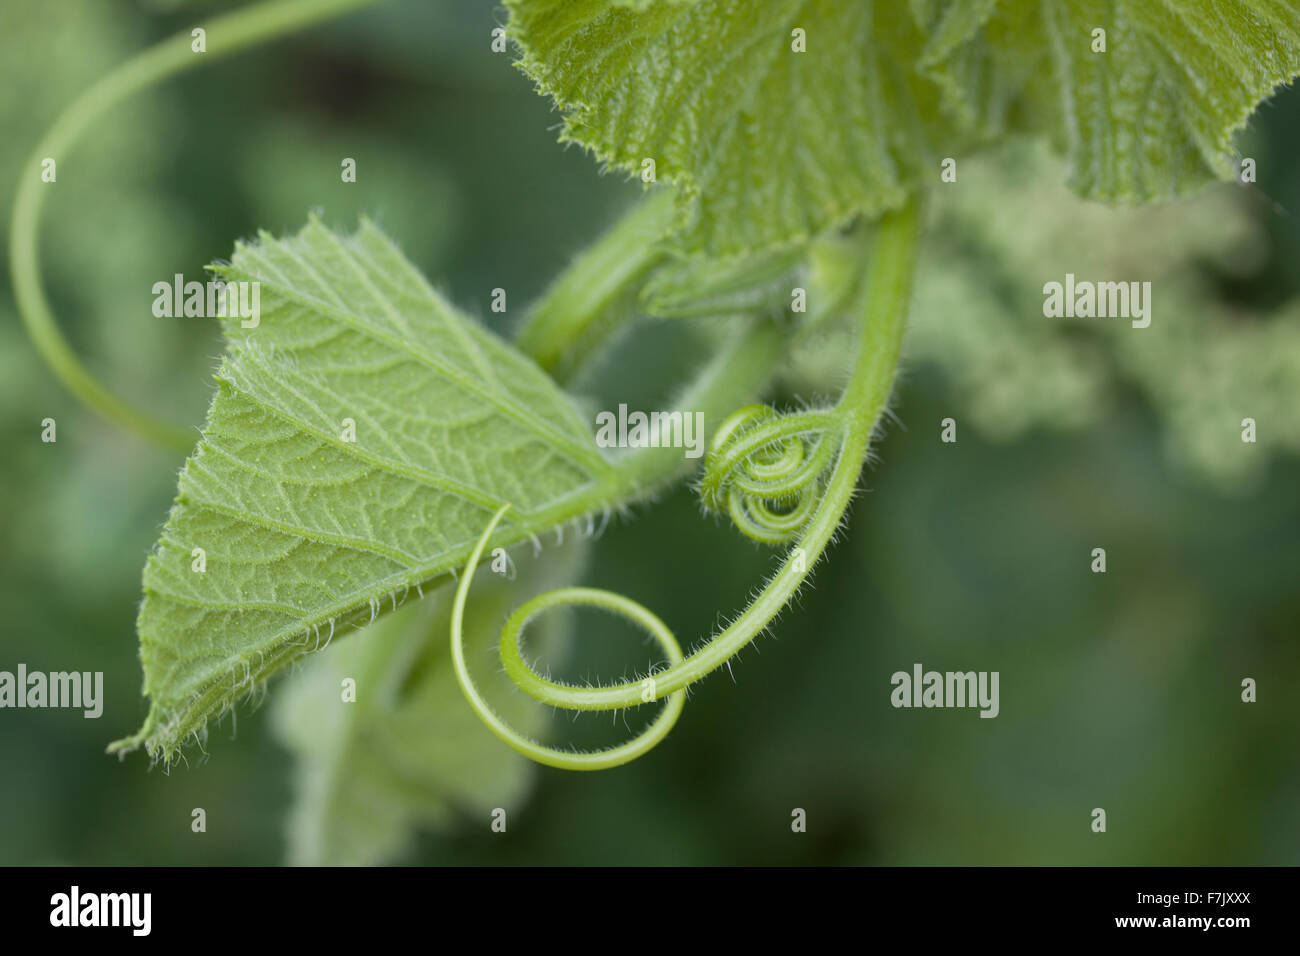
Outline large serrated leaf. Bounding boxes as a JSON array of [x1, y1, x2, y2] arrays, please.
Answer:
[[506, 0, 1300, 254], [111, 218, 619, 762]]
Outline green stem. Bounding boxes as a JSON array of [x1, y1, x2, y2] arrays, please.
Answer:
[[452, 200, 922, 769], [514, 190, 675, 383], [9, 0, 386, 453], [836, 203, 922, 420], [486, 318, 786, 547]]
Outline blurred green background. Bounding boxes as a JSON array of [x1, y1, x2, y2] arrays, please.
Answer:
[[1, 0, 1296, 865]]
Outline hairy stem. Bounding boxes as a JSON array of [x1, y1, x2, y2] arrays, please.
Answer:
[[452, 200, 922, 768], [514, 190, 676, 383], [9, 0, 386, 453]]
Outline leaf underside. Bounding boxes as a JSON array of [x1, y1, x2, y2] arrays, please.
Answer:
[[506, 0, 1300, 255], [113, 219, 616, 762]]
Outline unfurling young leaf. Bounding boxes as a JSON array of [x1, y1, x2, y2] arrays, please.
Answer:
[[110, 219, 619, 763]]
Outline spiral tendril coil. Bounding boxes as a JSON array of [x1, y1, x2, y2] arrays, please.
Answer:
[[450, 404, 846, 769], [451, 504, 686, 770], [698, 403, 842, 544]]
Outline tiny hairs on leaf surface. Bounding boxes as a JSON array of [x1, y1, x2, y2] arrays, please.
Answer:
[[110, 219, 623, 762], [505, 0, 1300, 255]]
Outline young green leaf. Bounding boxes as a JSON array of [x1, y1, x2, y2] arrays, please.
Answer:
[[506, 0, 1300, 254], [110, 218, 622, 763]]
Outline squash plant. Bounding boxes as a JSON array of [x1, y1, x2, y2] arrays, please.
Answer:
[[10, 0, 1300, 858]]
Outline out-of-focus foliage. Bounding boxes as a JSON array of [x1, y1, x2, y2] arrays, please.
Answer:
[[789, 140, 1300, 491], [0, 0, 214, 419], [275, 539, 584, 865]]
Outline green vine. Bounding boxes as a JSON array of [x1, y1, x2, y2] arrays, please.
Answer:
[[698, 404, 840, 544], [16, 0, 914, 772], [451, 202, 921, 769], [9, 0, 385, 452]]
